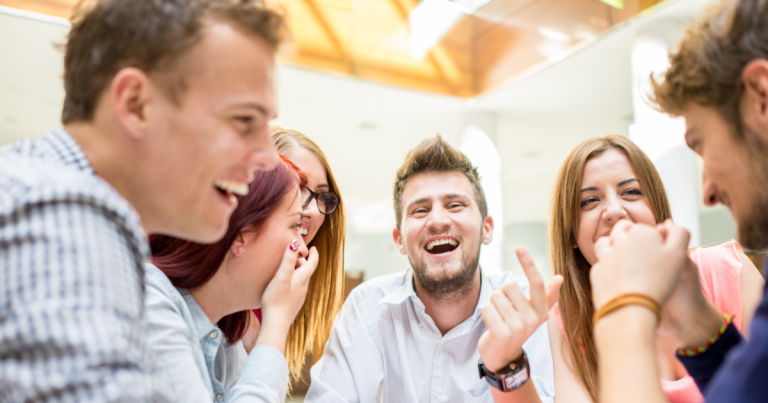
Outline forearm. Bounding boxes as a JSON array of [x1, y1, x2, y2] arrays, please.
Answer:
[[594, 306, 667, 403], [490, 380, 542, 403], [231, 345, 290, 403], [668, 298, 724, 349], [255, 316, 291, 355]]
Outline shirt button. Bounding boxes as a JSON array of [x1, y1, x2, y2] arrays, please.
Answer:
[[435, 387, 442, 394], [210, 331, 218, 339], [216, 393, 224, 401], [418, 322, 423, 328]]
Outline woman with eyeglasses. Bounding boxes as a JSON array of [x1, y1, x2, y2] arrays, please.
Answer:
[[245, 126, 346, 388]]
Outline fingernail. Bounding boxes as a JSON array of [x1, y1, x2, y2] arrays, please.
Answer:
[[289, 240, 299, 252]]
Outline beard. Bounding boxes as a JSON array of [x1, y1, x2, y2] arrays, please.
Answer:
[[407, 233, 481, 303], [735, 126, 768, 251]]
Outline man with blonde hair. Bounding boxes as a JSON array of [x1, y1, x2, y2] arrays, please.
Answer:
[[590, 0, 768, 401], [307, 135, 561, 402]]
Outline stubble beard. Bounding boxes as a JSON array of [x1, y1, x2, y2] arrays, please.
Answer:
[[735, 127, 768, 252], [407, 236, 481, 303]]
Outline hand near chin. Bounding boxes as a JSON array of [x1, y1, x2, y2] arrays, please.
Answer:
[[257, 242, 318, 353], [589, 220, 690, 312], [478, 246, 563, 373]]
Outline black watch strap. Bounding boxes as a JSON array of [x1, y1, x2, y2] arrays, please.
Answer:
[[478, 350, 530, 392]]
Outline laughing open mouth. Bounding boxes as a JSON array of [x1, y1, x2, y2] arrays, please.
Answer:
[[424, 237, 460, 255]]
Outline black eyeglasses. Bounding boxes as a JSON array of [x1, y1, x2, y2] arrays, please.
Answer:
[[301, 187, 339, 215]]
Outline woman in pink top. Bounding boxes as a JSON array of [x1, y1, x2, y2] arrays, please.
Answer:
[[489, 135, 764, 403]]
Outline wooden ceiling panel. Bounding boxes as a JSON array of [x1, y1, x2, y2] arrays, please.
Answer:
[[1, 0, 666, 97]]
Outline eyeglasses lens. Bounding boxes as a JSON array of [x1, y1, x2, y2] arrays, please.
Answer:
[[301, 188, 312, 207], [318, 193, 339, 214]]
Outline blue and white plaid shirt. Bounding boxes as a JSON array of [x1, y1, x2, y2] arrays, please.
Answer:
[[0, 129, 170, 402]]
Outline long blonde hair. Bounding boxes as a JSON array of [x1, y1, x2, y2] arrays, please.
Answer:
[[549, 135, 671, 402], [270, 126, 346, 385]]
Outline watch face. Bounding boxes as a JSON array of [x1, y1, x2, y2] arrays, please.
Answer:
[[503, 370, 529, 391]]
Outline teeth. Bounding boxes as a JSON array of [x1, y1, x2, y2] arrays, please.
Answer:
[[299, 227, 308, 236], [426, 238, 458, 251], [214, 179, 249, 196]]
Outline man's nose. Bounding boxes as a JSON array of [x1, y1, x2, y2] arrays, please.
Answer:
[[701, 166, 720, 206], [426, 207, 451, 230], [246, 125, 279, 175]]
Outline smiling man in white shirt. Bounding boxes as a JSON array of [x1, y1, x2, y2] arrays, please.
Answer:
[[306, 135, 558, 403]]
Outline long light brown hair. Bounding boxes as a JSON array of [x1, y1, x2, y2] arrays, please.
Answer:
[[549, 135, 671, 401], [270, 126, 346, 385]]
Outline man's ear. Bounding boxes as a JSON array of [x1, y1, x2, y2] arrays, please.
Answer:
[[482, 215, 494, 244], [110, 67, 155, 141], [392, 228, 407, 255], [742, 59, 768, 140]]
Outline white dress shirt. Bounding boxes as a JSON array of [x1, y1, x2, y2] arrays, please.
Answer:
[[306, 269, 555, 403], [144, 263, 289, 403]]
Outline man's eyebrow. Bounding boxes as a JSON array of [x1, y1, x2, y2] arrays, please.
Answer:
[[442, 193, 469, 199], [618, 178, 639, 187], [233, 102, 270, 118], [406, 197, 433, 212], [580, 186, 598, 193], [317, 184, 329, 189]]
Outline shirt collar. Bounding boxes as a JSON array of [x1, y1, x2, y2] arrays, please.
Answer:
[[180, 290, 220, 342], [378, 267, 492, 319], [378, 269, 418, 307], [42, 128, 96, 175]]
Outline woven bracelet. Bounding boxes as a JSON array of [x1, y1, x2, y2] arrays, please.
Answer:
[[677, 314, 734, 357]]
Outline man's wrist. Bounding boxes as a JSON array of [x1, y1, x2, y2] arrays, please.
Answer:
[[671, 301, 724, 349], [595, 305, 657, 346], [484, 348, 523, 373]]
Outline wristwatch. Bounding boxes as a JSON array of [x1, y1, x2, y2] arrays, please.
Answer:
[[478, 350, 530, 392]]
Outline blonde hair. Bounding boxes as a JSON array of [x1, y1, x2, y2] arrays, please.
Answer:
[[270, 126, 346, 387], [549, 135, 671, 402]]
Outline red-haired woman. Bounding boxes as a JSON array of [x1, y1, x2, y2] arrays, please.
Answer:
[[144, 157, 318, 403]]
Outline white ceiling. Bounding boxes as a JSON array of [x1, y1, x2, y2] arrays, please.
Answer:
[[0, 0, 712, 233]]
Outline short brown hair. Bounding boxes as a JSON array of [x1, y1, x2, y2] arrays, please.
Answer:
[[62, 0, 286, 123], [651, 0, 768, 136], [393, 135, 487, 229]]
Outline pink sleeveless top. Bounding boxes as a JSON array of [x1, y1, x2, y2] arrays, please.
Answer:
[[554, 240, 745, 403]]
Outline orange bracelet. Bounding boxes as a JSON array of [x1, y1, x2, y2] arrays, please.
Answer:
[[593, 293, 662, 325]]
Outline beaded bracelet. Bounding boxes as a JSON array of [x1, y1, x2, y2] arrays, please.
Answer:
[[677, 313, 734, 357]]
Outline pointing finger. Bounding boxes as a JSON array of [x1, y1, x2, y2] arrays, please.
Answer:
[[515, 246, 547, 312], [546, 275, 564, 309]]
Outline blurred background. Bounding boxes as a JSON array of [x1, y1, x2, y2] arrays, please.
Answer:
[[0, 0, 751, 398]]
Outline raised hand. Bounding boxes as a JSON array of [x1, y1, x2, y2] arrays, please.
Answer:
[[257, 241, 319, 353], [478, 246, 564, 372]]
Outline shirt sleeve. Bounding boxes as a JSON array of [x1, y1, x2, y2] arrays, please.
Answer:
[[677, 284, 768, 402], [229, 346, 291, 403], [144, 283, 213, 402], [0, 196, 169, 402], [305, 294, 385, 403]]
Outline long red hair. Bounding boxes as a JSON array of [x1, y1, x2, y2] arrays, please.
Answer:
[[150, 155, 306, 344]]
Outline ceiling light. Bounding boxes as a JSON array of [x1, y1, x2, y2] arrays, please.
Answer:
[[538, 27, 570, 42], [409, 0, 491, 60]]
